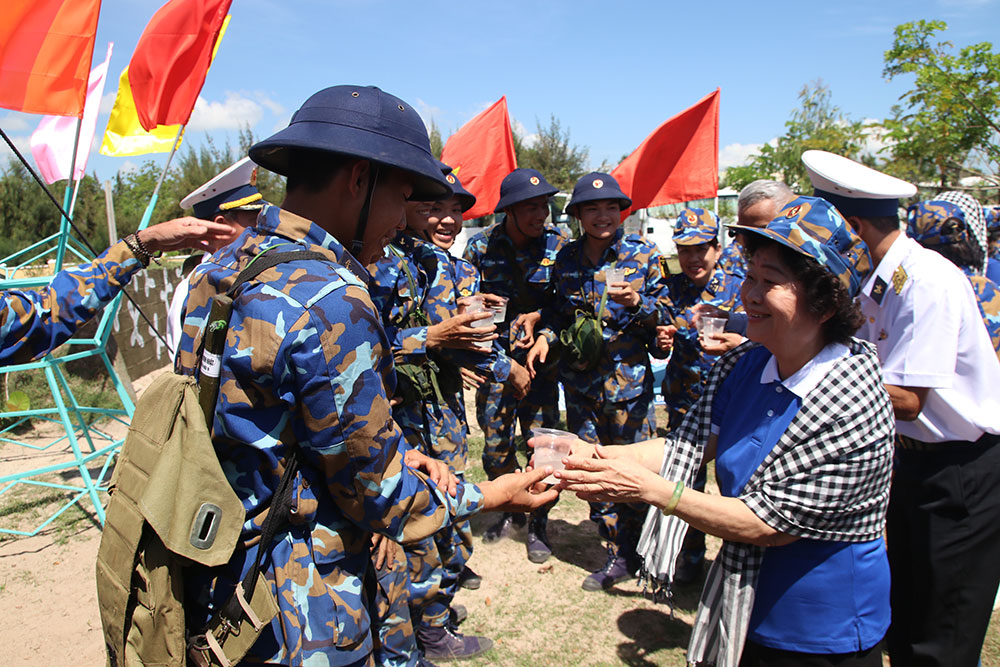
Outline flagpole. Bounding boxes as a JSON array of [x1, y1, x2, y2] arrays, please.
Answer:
[[136, 125, 183, 232], [55, 117, 84, 272]]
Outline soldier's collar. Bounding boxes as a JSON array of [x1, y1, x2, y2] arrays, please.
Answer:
[[862, 233, 909, 300]]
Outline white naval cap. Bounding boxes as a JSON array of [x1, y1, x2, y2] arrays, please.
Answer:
[[802, 149, 917, 218], [180, 156, 264, 220]]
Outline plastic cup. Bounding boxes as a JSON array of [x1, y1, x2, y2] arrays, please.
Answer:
[[462, 297, 492, 350], [486, 296, 508, 324], [698, 316, 727, 339], [604, 267, 626, 285], [531, 427, 575, 484]]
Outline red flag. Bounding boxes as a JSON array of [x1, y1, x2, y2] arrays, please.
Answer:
[[440, 96, 518, 219], [128, 0, 231, 131], [0, 0, 101, 117], [612, 89, 720, 217]]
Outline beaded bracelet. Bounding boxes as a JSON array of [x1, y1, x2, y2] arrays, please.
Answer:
[[121, 233, 149, 268], [133, 231, 162, 265], [660, 480, 685, 516]]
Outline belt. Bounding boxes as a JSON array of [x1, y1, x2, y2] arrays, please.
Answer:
[[896, 432, 997, 452]]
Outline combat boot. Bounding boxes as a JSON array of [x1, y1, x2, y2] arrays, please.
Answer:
[[417, 623, 493, 662], [481, 512, 524, 544], [526, 516, 552, 563], [457, 565, 481, 590], [582, 544, 637, 592], [448, 604, 467, 628]]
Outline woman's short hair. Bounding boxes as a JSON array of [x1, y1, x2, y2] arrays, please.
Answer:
[[744, 234, 865, 345]]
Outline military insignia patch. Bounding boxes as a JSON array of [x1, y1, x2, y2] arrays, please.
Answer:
[[623, 266, 637, 276], [540, 257, 554, 266], [529, 176, 540, 186], [658, 256, 670, 278], [871, 276, 888, 305], [892, 265, 908, 294], [785, 205, 802, 219], [249, 168, 258, 187], [686, 213, 697, 224], [879, 329, 888, 341], [706, 276, 720, 295], [592, 179, 604, 189], [446, 174, 456, 184]]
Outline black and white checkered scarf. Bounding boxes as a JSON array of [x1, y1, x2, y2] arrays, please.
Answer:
[[637, 338, 894, 666]]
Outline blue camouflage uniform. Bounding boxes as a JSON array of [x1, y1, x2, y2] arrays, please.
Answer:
[[175, 204, 485, 666], [368, 232, 509, 632], [715, 240, 746, 280], [537, 227, 671, 550], [0, 242, 143, 365], [462, 221, 569, 478]]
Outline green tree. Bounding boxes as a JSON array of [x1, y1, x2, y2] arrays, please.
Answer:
[[515, 115, 589, 192], [722, 81, 867, 193], [882, 19, 1000, 189], [427, 119, 444, 160]]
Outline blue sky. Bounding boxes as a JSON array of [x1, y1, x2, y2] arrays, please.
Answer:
[[1, 0, 998, 186]]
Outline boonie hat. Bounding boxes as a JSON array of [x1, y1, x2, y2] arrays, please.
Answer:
[[566, 172, 631, 216], [249, 85, 450, 201], [985, 206, 1000, 233], [802, 150, 916, 218], [494, 168, 558, 213], [906, 200, 969, 248], [730, 196, 872, 298], [442, 171, 476, 213], [180, 157, 264, 221], [673, 208, 719, 246]]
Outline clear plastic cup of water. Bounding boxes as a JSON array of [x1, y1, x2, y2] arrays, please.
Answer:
[[604, 267, 626, 285], [530, 427, 576, 484]]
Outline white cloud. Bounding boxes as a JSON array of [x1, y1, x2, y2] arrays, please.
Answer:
[[719, 142, 764, 169], [187, 92, 264, 131], [0, 133, 32, 165], [118, 160, 138, 175], [253, 92, 285, 117], [511, 118, 538, 148], [414, 98, 444, 130], [1, 113, 32, 133], [99, 91, 117, 115]]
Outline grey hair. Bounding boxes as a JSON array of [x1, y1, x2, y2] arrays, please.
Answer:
[[737, 180, 795, 213]]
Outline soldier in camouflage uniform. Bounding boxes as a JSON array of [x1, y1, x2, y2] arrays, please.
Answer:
[[658, 208, 743, 584], [984, 205, 1000, 284], [368, 172, 526, 660], [908, 198, 1000, 357], [0, 216, 229, 365], [462, 168, 569, 560], [527, 172, 672, 590], [174, 85, 557, 666]]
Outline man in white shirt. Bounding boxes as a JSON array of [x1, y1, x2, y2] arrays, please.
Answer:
[[166, 157, 264, 359], [804, 150, 1000, 667]]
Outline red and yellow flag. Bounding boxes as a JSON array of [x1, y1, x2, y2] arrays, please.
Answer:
[[128, 0, 231, 131], [612, 89, 720, 217], [440, 96, 518, 219], [0, 0, 102, 117]]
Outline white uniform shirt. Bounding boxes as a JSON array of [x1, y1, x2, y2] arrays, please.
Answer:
[[858, 234, 1000, 442], [165, 255, 210, 361]]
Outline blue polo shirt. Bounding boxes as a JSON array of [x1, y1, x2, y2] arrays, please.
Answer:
[[711, 344, 890, 654]]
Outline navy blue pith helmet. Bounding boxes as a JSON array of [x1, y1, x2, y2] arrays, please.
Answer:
[[249, 85, 451, 201], [494, 168, 558, 213], [442, 171, 477, 213], [565, 172, 631, 216]]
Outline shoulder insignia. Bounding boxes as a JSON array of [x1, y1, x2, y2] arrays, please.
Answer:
[[891, 265, 908, 294], [870, 276, 888, 305], [540, 257, 554, 267], [658, 256, 670, 279], [623, 266, 637, 276], [706, 276, 721, 295]]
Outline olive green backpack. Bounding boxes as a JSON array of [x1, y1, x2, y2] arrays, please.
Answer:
[[96, 250, 324, 667]]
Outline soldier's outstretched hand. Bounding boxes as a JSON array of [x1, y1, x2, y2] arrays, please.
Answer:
[[139, 216, 236, 253], [426, 311, 497, 352], [479, 467, 560, 513]]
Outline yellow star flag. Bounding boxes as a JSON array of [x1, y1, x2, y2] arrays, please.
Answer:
[[99, 14, 230, 157]]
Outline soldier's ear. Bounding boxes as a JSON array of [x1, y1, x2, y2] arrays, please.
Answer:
[[348, 159, 372, 197]]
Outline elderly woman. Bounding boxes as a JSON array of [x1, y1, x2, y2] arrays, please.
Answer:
[[554, 197, 895, 667]]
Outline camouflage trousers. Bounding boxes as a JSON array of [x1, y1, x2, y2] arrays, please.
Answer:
[[374, 550, 420, 667], [395, 395, 468, 473], [475, 364, 559, 480], [405, 516, 474, 627], [565, 387, 656, 555]]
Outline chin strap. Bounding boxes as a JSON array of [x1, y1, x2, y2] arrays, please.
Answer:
[[351, 164, 381, 258]]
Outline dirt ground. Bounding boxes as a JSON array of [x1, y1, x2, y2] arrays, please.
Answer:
[[2, 369, 999, 666]]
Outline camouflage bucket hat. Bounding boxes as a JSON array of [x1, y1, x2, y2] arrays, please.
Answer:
[[729, 195, 872, 298], [906, 200, 969, 248], [983, 206, 1000, 234], [673, 208, 719, 245]]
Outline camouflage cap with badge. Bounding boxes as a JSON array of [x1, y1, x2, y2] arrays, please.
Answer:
[[730, 195, 873, 298], [673, 208, 719, 245], [906, 200, 970, 249]]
